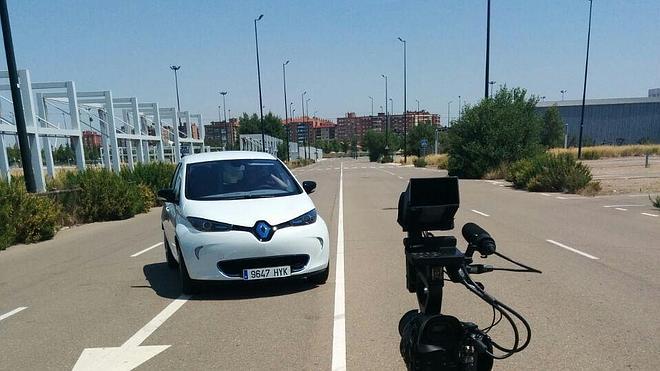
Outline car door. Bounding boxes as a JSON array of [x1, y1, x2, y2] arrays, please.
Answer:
[[164, 163, 182, 249]]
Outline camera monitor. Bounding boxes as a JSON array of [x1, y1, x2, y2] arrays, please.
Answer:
[[397, 177, 460, 232]]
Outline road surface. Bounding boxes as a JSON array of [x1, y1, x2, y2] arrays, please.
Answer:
[[1, 157, 658, 370]]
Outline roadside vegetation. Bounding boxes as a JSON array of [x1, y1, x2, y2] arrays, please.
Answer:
[[0, 162, 175, 251], [550, 144, 660, 160], [651, 195, 660, 209]]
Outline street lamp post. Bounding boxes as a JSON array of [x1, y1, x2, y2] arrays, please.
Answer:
[[489, 81, 496, 97], [382, 74, 389, 156], [306, 97, 311, 159], [561, 89, 566, 101], [170, 65, 182, 128], [577, 0, 593, 160], [398, 37, 407, 163], [220, 91, 228, 149], [458, 95, 462, 122], [282, 60, 290, 161], [484, 0, 491, 99], [416, 99, 420, 112], [447, 101, 453, 127], [301, 91, 307, 160], [253, 14, 265, 152], [368, 96, 374, 116], [1, 0, 37, 191]]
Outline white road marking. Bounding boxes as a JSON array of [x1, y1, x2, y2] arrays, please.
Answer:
[[471, 209, 490, 217], [540, 193, 551, 197], [556, 196, 568, 200], [382, 169, 396, 176], [602, 204, 644, 208], [614, 208, 628, 211], [73, 295, 190, 370], [334, 167, 340, 170], [397, 176, 404, 179], [130, 242, 163, 258], [0, 307, 27, 322], [331, 162, 346, 371], [641, 213, 659, 218], [546, 239, 599, 260]]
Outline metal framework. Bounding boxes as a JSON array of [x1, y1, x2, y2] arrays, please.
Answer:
[[0, 69, 205, 191]]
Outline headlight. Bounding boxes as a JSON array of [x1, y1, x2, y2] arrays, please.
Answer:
[[187, 217, 232, 232], [287, 209, 317, 226]]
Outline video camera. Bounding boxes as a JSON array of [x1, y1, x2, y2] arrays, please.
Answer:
[[396, 177, 540, 371]]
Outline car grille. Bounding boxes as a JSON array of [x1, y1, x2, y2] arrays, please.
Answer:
[[217, 254, 310, 277]]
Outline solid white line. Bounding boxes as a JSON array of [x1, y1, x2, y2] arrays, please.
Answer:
[[540, 193, 551, 197], [546, 239, 599, 260], [0, 307, 28, 322], [602, 204, 644, 208], [641, 213, 659, 218], [471, 209, 490, 217], [614, 208, 627, 211], [130, 242, 163, 258], [331, 162, 346, 371], [122, 294, 191, 348], [556, 196, 568, 200]]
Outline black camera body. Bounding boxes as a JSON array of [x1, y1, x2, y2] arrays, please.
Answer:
[[397, 177, 494, 371]]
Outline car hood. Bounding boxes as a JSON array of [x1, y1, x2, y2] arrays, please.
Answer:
[[181, 192, 316, 227]]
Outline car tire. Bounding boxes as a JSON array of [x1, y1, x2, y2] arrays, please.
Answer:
[[177, 245, 200, 294], [164, 234, 178, 269], [310, 262, 330, 285]]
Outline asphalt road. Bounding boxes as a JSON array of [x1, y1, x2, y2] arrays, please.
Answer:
[[1, 157, 659, 370]]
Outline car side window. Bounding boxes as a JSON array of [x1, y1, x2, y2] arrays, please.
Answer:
[[170, 163, 181, 189]]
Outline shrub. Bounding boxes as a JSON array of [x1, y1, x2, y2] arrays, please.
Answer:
[[120, 162, 176, 196], [651, 195, 660, 209], [0, 180, 60, 250], [60, 168, 144, 223], [447, 87, 543, 178], [484, 163, 510, 180], [413, 157, 427, 167], [508, 153, 594, 193]]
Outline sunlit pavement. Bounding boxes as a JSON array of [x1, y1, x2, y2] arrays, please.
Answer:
[[1, 157, 658, 370]]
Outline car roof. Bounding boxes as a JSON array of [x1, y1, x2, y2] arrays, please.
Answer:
[[181, 151, 277, 165]]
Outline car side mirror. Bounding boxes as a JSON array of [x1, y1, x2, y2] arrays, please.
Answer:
[[302, 181, 317, 194], [157, 189, 177, 203]]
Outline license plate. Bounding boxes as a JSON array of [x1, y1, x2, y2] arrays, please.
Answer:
[[242, 266, 291, 280]]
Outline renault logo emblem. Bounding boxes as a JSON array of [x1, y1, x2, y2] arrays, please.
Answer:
[[254, 221, 274, 241]]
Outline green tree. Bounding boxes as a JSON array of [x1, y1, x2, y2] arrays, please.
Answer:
[[239, 112, 285, 139], [540, 105, 564, 148], [7, 144, 21, 165], [447, 87, 543, 178], [406, 123, 436, 156], [363, 130, 401, 162]]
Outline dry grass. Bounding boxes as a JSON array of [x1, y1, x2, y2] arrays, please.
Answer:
[[399, 154, 448, 169], [550, 144, 660, 160]]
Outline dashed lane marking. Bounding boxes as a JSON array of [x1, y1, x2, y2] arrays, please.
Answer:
[[546, 239, 599, 260]]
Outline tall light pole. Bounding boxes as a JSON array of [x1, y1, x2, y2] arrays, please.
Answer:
[[170, 66, 182, 129], [561, 89, 566, 101], [306, 97, 311, 159], [368, 96, 374, 116], [253, 14, 265, 151], [577, 0, 593, 160], [220, 91, 228, 149], [1, 0, 35, 191], [301, 91, 307, 160], [447, 101, 453, 127], [382, 74, 389, 155], [489, 81, 496, 97], [398, 37, 407, 163], [282, 60, 290, 161], [484, 0, 491, 99], [415, 99, 420, 112], [458, 95, 462, 122]]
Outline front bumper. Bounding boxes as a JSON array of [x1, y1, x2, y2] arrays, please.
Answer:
[[176, 217, 330, 280]]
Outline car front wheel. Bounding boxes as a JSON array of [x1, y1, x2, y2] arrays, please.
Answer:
[[164, 234, 178, 269], [177, 244, 200, 294]]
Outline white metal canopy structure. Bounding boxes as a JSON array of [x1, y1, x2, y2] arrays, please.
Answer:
[[0, 68, 205, 191]]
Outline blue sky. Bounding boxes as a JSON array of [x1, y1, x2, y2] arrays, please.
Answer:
[[2, 0, 659, 124]]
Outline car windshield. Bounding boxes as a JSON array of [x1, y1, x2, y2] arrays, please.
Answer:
[[185, 159, 301, 200]]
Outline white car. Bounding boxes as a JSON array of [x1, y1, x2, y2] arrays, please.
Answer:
[[158, 151, 330, 294]]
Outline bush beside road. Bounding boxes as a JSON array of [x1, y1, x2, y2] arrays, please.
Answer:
[[0, 162, 175, 251]]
